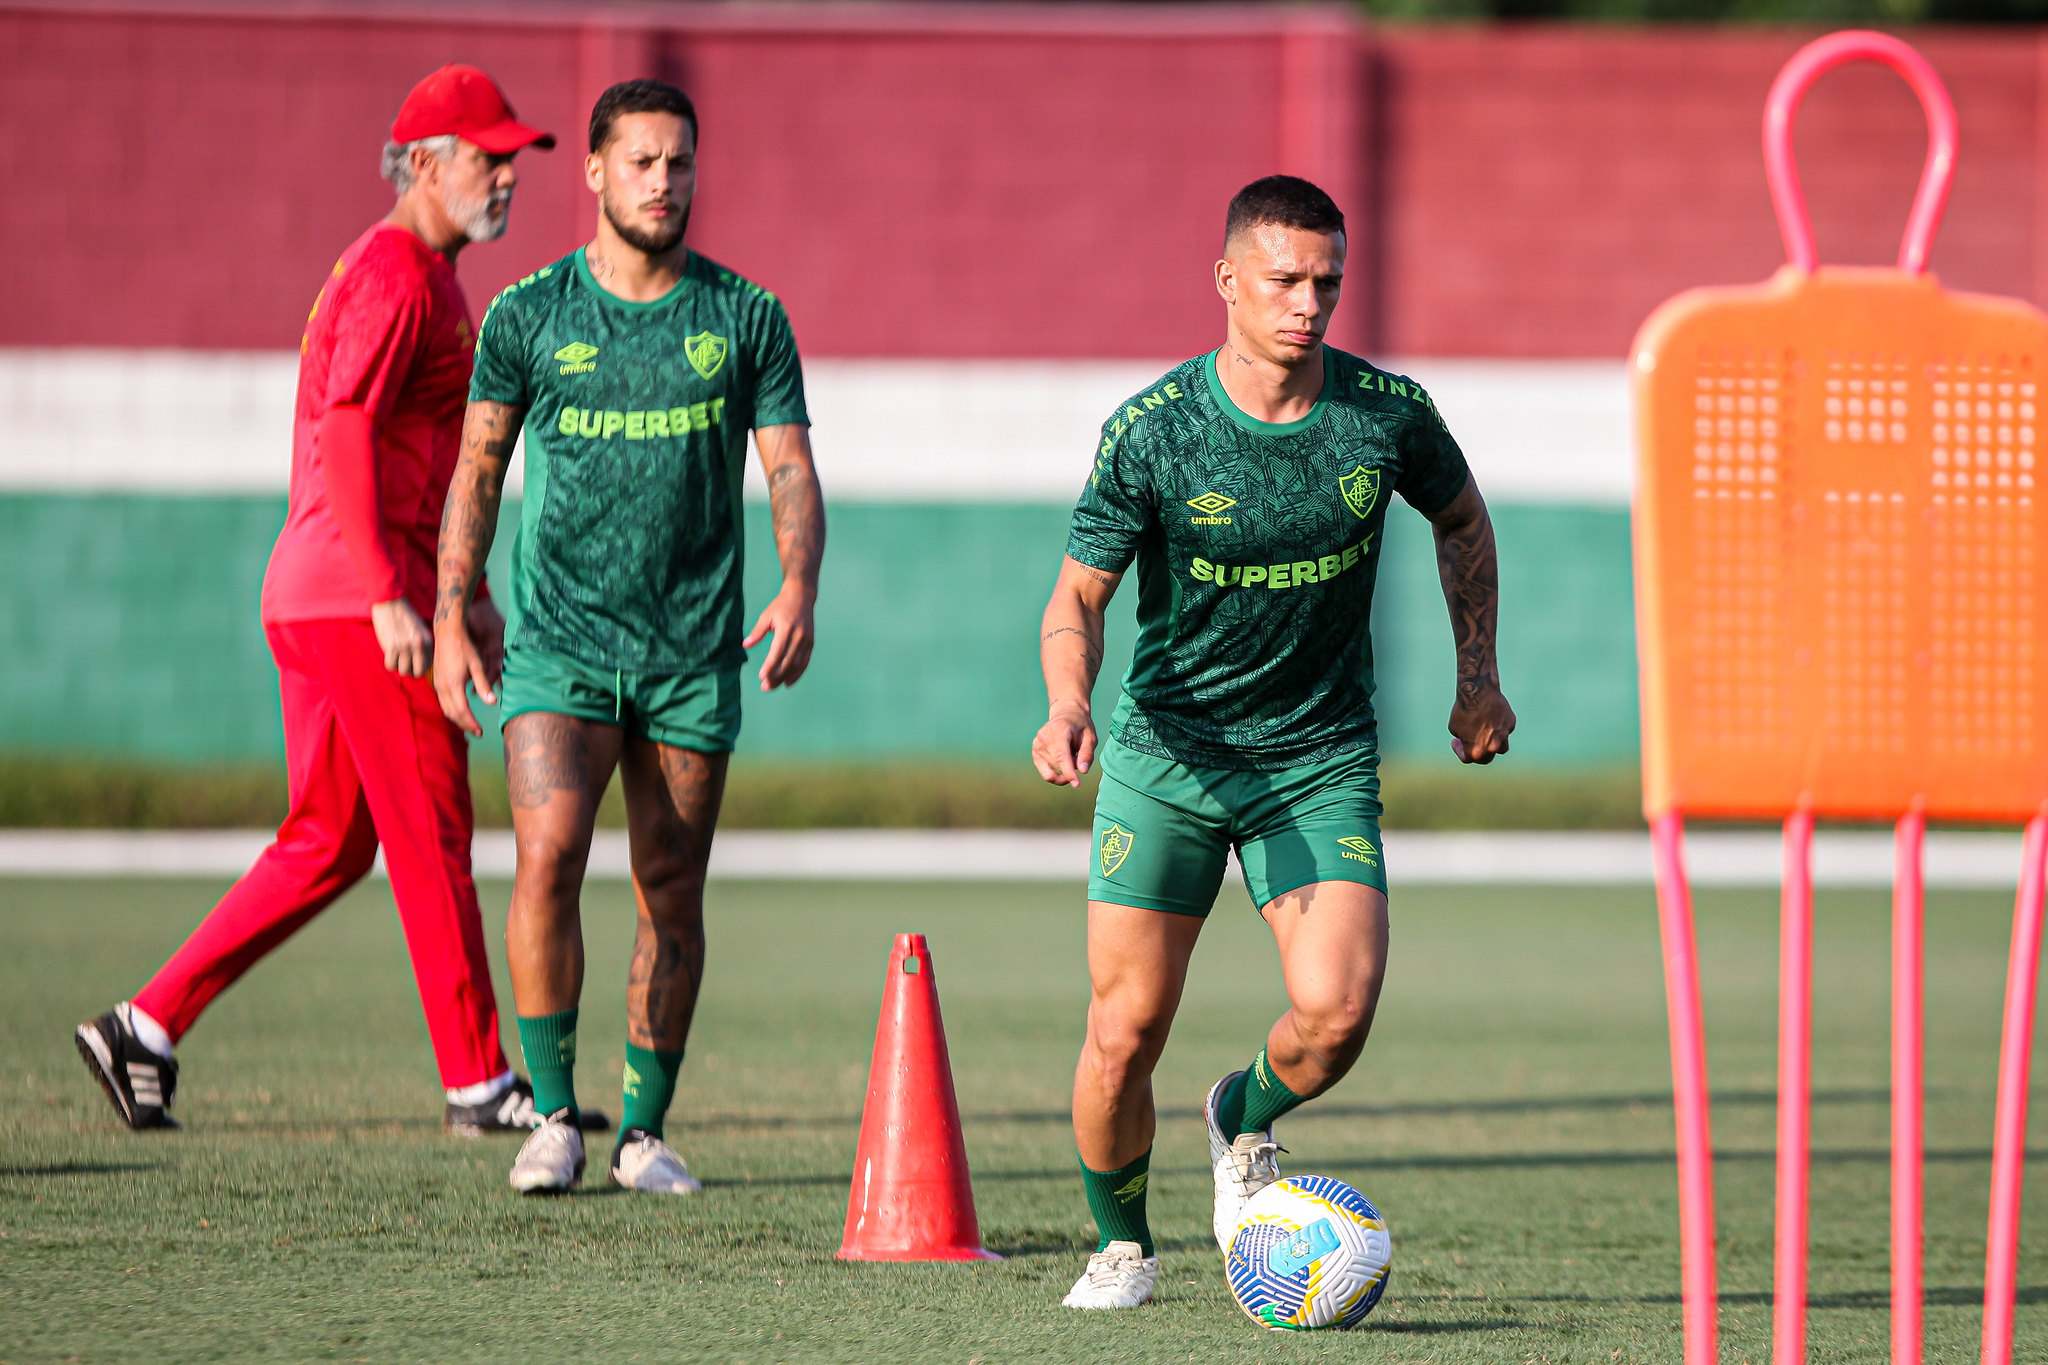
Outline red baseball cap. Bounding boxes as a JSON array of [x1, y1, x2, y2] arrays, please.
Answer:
[[391, 64, 555, 153]]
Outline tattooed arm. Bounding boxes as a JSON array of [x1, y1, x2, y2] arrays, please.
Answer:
[[743, 423, 825, 692], [1426, 475, 1516, 764], [1032, 556, 1123, 787], [433, 399, 522, 736]]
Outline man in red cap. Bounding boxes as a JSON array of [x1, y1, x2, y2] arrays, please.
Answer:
[[75, 65, 606, 1138]]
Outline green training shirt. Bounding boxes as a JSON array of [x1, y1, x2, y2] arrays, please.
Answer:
[[469, 249, 809, 673], [1066, 347, 1471, 771]]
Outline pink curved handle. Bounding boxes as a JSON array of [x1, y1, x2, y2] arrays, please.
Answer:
[[1763, 31, 1959, 274]]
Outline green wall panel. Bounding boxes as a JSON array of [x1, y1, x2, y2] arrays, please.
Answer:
[[0, 494, 1637, 767], [0, 495, 288, 761], [1370, 504, 1640, 765]]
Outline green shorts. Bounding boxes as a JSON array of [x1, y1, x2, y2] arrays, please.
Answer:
[[498, 644, 742, 752], [1088, 735, 1386, 916]]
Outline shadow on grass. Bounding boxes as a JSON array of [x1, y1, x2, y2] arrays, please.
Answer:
[[203, 1114, 443, 1136], [669, 1088, 1900, 1138], [0, 1160, 163, 1177], [1371, 1318, 1523, 1334], [714, 1142, 2048, 1194], [965, 1087, 1899, 1129], [1523, 1284, 2047, 1309]]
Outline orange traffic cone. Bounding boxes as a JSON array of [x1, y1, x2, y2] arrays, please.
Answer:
[[837, 933, 1002, 1261]]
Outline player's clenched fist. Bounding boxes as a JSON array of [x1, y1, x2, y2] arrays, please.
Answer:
[[1449, 683, 1516, 765], [1033, 705, 1097, 788]]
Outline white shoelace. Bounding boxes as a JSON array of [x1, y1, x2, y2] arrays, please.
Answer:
[[1084, 1252, 1146, 1286], [1228, 1140, 1283, 1189]]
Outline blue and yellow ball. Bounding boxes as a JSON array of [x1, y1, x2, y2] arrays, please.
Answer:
[[1225, 1175, 1392, 1331]]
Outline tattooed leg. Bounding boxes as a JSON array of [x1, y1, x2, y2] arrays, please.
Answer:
[[504, 712, 624, 1015], [617, 739, 728, 1051]]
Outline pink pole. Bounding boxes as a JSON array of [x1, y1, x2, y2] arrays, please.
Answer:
[[1775, 808, 1816, 1365], [1653, 812, 1719, 1365], [1894, 810, 1927, 1365], [1980, 813, 2048, 1365]]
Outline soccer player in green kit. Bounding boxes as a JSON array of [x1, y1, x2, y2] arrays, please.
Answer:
[[1032, 177, 1516, 1307], [431, 80, 823, 1194]]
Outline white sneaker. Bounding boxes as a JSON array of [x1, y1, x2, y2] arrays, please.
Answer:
[[1061, 1240, 1160, 1309], [1206, 1071, 1282, 1251], [609, 1128, 702, 1194], [508, 1108, 585, 1194]]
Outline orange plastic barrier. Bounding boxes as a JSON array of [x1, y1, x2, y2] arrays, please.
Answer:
[[1630, 30, 2048, 1365]]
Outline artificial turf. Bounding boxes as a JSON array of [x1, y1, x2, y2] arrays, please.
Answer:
[[1, 874, 2041, 1362]]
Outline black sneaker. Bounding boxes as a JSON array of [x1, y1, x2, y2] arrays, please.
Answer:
[[75, 1004, 179, 1130], [444, 1076, 611, 1136]]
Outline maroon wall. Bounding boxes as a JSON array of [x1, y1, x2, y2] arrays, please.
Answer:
[[1376, 28, 2043, 356], [3, 3, 2043, 358]]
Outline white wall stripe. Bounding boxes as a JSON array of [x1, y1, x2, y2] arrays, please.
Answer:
[[0, 350, 1632, 504], [0, 828, 2027, 887]]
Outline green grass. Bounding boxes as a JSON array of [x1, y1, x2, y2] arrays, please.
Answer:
[[2, 876, 2042, 1362], [0, 755, 1646, 830]]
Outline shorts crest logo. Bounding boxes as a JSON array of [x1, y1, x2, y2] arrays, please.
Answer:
[[1338, 465, 1381, 521], [1337, 835, 1380, 866], [685, 331, 729, 380], [1099, 823, 1135, 877], [553, 341, 598, 375]]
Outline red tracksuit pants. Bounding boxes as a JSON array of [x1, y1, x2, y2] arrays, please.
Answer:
[[134, 619, 507, 1088]]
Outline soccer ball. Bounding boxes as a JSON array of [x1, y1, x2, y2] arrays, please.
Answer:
[[1224, 1175, 1391, 1330]]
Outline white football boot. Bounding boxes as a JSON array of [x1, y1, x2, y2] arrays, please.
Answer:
[[1061, 1240, 1160, 1309], [508, 1108, 585, 1194], [1205, 1071, 1283, 1251], [609, 1128, 702, 1194]]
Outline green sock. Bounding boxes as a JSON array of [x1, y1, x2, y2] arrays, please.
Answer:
[[516, 1008, 579, 1121], [1218, 1047, 1306, 1138], [1079, 1150, 1154, 1257], [621, 1040, 685, 1138]]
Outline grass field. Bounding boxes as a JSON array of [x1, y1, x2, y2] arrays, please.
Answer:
[[2, 875, 2043, 1363]]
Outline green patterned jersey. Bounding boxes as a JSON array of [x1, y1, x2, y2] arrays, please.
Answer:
[[470, 249, 808, 673], [1066, 347, 1470, 770]]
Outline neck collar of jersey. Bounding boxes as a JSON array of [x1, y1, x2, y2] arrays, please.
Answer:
[[1205, 346, 1332, 437], [574, 246, 695, 311]]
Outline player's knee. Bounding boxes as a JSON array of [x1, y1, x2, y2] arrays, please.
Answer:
[[629, 846, 708, 900], [1294, 992, 1376, 1061], [278, 822, 377, 884], [1087, 999, 1173, 1079], [512, 835, 587, 901], [332, 836, 378, 885]]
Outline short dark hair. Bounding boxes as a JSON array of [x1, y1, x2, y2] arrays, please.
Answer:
[[1224, 175, 1345, 249], [589, 79, 698, 153]]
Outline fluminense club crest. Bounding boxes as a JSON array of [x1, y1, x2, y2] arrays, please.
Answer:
[[1099, 823, 1135, 877], [1339, 465, 1381, 521], [685, 330, 729, 381]]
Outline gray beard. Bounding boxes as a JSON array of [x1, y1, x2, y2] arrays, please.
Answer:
[[445, 185, 511, 243], [602, 192, 688, 256]]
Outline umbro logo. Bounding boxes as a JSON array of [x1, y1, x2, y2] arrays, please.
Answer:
[[1187, 491, 1236, 525], [554, 341, 599, 375], [1337, 835, 1380, 867]]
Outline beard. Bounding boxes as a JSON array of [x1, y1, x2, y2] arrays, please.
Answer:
[[602, 188, 689, 256], [444, 182, 513, 243]]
